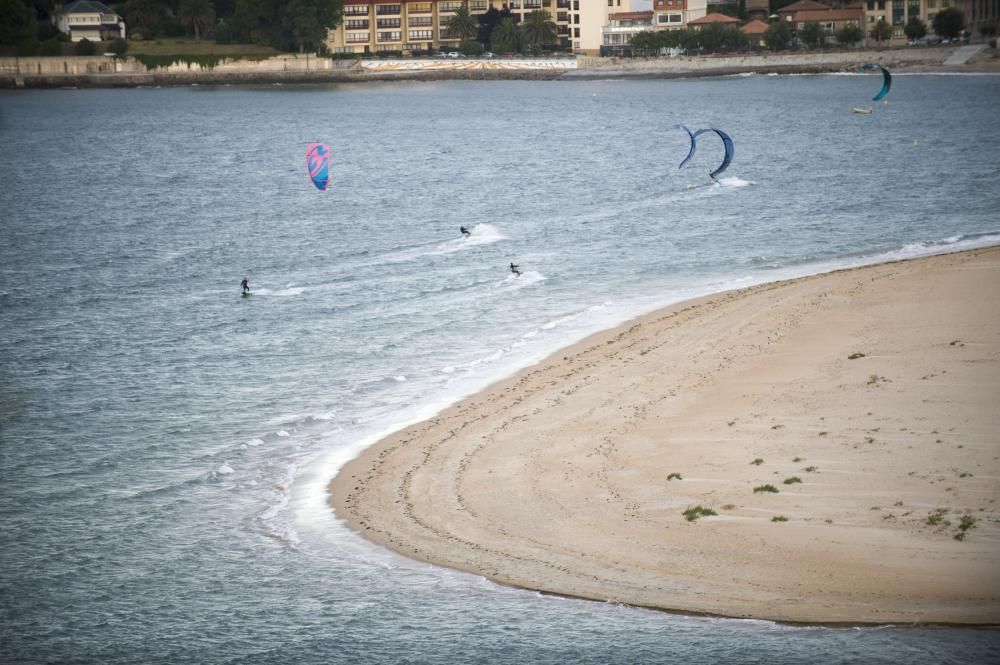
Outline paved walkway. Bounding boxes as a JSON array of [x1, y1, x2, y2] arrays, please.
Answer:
[[944, 44, 986, 65]]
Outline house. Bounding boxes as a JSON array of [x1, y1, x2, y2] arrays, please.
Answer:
[[53, 1, 125, 43], [602, 10, 655, 52], [740, 18, 770, 46], [651, 0, 709, 30]]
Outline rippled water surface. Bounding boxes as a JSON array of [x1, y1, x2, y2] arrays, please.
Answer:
[[2, 75, 999, 664]]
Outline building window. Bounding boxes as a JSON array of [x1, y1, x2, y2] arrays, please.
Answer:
[[408, 16, 432, 26], [345, 5, 368, 16], [347, 32, 370, 43], [345, 19, 369, 29], [409, 2, 432, 12], [377, 30, 401, 41], [377, 18, 401, 28], [408, 30, 433, 40], [471, 0, 488, 8], [375, 4, 401, 15]]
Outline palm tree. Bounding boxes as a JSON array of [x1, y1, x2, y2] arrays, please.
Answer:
[[490, 17, 520, 54], [519, 10, 557, 51], [180, 0, 216, 41], [444, 1, 479, 43]]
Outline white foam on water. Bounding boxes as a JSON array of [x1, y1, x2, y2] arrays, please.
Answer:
[[252, 286, 306, 296], [497, 270, 545, 289]]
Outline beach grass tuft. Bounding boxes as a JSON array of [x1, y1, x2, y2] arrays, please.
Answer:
[[804, 465, 818, 472], [954, 514, 977, 540], [771, 515, 789, 522], [753, 484, 779, 494], [667, 472, 682, 481], [751, 458, 764, 466], [783, 476, 802, 485], [926, 508, 949, 526], [682, 506, 717, 522], [848, 352, 866, 359]]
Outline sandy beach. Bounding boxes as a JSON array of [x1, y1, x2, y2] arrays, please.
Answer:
[[330, 247, 1000, 625]]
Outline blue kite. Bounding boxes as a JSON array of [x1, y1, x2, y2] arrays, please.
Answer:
[[672, 124, 698, 169], [692, 128, 734, 179], [861, 63, 892, 101]]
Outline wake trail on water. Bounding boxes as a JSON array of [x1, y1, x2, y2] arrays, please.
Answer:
[[377, 223, 508, 264], [497, 270, 545, 289]]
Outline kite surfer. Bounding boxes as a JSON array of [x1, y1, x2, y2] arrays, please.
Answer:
[[510, 262, 521, 277], [460, 226, 470, 237], [241, 276, 250, 294]]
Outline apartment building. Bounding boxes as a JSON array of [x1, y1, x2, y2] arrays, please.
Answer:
[[835, 0, 997, 40], [326, 0, 587, 55]]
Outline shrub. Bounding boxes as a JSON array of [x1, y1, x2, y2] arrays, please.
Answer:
[[683, 505, 717, 521], [667, 472, 682, 481], [74, 38, 96, 55], [106, 38, 128, 56], [771, 515, 789, 522], [754, 484, 779, 493], [39, 39, 62, 56], [460, 39, 484, 56], [751, 458, 764, 466], [848, 352, 865, 360], [783, 477, 802, 485]]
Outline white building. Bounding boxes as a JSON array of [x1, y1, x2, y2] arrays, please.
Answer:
[[53, 1, 126, 43]]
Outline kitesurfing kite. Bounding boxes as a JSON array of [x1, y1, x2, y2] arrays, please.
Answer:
[[692, 128, 734, 179], [672, 124, 698, 169], [861, 63, 892, 101], [306, 143, 331, 191]]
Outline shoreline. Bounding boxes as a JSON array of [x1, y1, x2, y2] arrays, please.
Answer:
[[2, 45, 996, 89], [329, 247, 1000, 625]]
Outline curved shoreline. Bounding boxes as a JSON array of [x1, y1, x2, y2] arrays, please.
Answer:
[[330, 247, 1000, 625]]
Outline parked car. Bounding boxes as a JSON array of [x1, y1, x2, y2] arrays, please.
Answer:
[[446, 51, 465, 58]]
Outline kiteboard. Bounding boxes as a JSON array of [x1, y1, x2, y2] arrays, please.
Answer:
[[242, 292, 252, 297], [851, 108, 873, 114]]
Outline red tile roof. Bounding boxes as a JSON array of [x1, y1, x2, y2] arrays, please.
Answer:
[[777, 0, 831, 12], [688, 12, 742, 25], [741, 19, 770, 34], [793, 8, 862, 21], [609, 11, 654, 20]]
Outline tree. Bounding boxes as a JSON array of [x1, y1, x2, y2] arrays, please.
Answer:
[[180, 0, 216, 41], [835, 24, 863, 46], [932, 7, 964, 39], [477, 7, 511, 45], [870, 19, 892, 43], [278, 0, 341, 53], [123, 0, 167, 37], [0, 0, 36, 46], [491, 17, 519, 54], [233, 0, 275, 46], [979, 21, 997, 38], [444, 1, 478, 43], [904, 16, 927, 41], [764, 21, 791, 51], [519, 9, 557, 51], [798, 21, 825, 48]]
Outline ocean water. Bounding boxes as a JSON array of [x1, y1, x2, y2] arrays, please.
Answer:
[[1, 75, 999, 664]]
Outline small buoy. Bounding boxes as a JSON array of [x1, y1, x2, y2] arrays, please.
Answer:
[[913, 140, 918, 145]]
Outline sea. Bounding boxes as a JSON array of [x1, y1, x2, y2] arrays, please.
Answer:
[[1, 73, 999, 664]]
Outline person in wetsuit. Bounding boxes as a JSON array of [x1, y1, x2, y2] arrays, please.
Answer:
[[460, 226, 470, 237], [509, 262, 521, 277], [241, 276, 250, 294]]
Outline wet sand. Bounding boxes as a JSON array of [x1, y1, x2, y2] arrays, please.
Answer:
[[330, 247, 1000, 624]]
